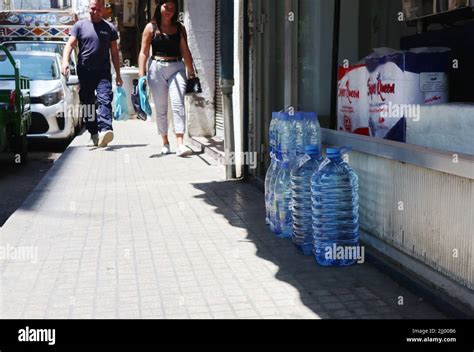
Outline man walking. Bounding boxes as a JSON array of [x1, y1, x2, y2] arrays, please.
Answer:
[[62, 0, 123, 148]]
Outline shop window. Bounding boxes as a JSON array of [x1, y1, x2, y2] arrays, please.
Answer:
[[335, 0, 474, 156], [297, 0, 335, 128]]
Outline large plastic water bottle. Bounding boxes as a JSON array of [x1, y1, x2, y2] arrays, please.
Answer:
[[293, 112, 306, 161], [265, 113, 282, 225], [278, 112, 296, 164], [311, 147, 360, 267], [269, 112, 281, 155], [291, 145, 322, 255], [265, 154, 278, 226], [268, 151, 282, 233], [304, 112, 322, 152], [273, 159, 292, 238]]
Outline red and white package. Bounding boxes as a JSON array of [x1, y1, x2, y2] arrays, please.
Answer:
[[337, 65, 370, 136], [366, 48, 450, 140]]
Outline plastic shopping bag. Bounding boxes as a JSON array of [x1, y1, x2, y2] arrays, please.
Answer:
[[114, 86, 129, 121], [138, 76, 152, 117]]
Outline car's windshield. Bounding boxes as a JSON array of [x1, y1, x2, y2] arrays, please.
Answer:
[[4, 42, 75, 73], [0, 54, 60, 81]]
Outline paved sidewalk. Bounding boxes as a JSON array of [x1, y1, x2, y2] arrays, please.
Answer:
[[0, 120, 447, 319]]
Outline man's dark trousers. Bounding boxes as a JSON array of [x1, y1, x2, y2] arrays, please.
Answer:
[[78, 67, 114, 135]]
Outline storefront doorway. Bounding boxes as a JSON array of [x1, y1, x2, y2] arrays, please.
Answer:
[[249, 0, 289, 177]]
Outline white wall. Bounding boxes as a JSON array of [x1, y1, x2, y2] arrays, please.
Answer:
[[184, 0, 216, 137]]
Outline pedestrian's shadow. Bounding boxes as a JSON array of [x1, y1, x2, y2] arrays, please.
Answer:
[[105, 144, 149, 151], [149, 150, 202, 159], [86, 144, 149, 152], [149, 153, 175, 159]]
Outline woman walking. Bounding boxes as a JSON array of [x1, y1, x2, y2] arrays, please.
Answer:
[[139, 0, 195, 156]]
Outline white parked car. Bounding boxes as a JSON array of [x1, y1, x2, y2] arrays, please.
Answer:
[[0, 50, 81, 140]]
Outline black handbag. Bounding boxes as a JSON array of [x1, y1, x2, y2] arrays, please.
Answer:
[[186, 63, 202, 95], [131, 79, 148, 121], [178, 23, 202, 95]]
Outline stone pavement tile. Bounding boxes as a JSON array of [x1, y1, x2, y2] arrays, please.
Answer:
[[95, 311, 117, 319], [209, 304, 233, 313], [186, 305, 211, 314], [21, 309, 46, 319], [212, 311, 236, 319], [226, 295, 249, 305], [164, 313, 189, 319], [317, 295, 341, 304], [188, 312, 214, 319], [330, 309, 353, 319], [119, 310, 142, 319], [338, 293, 358, 302], [343, 300, 365, 309], [322, 302, 345, 311], [235, 309, 260, 319]]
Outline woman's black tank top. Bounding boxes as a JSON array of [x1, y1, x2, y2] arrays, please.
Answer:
[[151, 23, 181, 58]]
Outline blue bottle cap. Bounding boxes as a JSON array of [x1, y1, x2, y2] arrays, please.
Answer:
[[305, 145, 320, 153], [326, 148, 341, 158], [326, 146, 352, 158]]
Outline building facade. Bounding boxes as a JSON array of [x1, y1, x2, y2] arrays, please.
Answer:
[[202, 0, 474, 312]]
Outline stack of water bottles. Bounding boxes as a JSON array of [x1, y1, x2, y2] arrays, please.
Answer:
[[265, 110, 321, 239], [265, 110, 360, 267]]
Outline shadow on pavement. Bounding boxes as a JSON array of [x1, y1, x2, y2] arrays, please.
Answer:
[[191, 180, 447, 320], [105, 144, 149, 151]]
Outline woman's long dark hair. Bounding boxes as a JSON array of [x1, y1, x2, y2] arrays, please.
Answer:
[[152, 0, 180, 27]]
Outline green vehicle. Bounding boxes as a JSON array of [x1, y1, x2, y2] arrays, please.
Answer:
[[0, 45, 31, 164]]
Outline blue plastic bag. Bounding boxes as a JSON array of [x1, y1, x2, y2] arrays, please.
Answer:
[[114, 86, 129, 121], [138, 76, 152, 116]]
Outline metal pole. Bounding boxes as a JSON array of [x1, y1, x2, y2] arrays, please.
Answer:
[[242, 0, 250, 180], [220, 0, 236, 179], [329, 0, 341, 130]]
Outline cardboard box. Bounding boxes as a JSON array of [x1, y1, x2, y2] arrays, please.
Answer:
[[403, 0, 472, 20], [403, 0, 438, 20], [448, 0, 471, 10]]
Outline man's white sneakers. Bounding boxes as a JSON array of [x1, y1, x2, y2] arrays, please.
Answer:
[[161, 144, 171, 155], [98, 130, 114, 148]]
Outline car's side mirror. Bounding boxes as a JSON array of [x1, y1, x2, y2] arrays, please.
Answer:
[[67, 75, 79, 86]]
